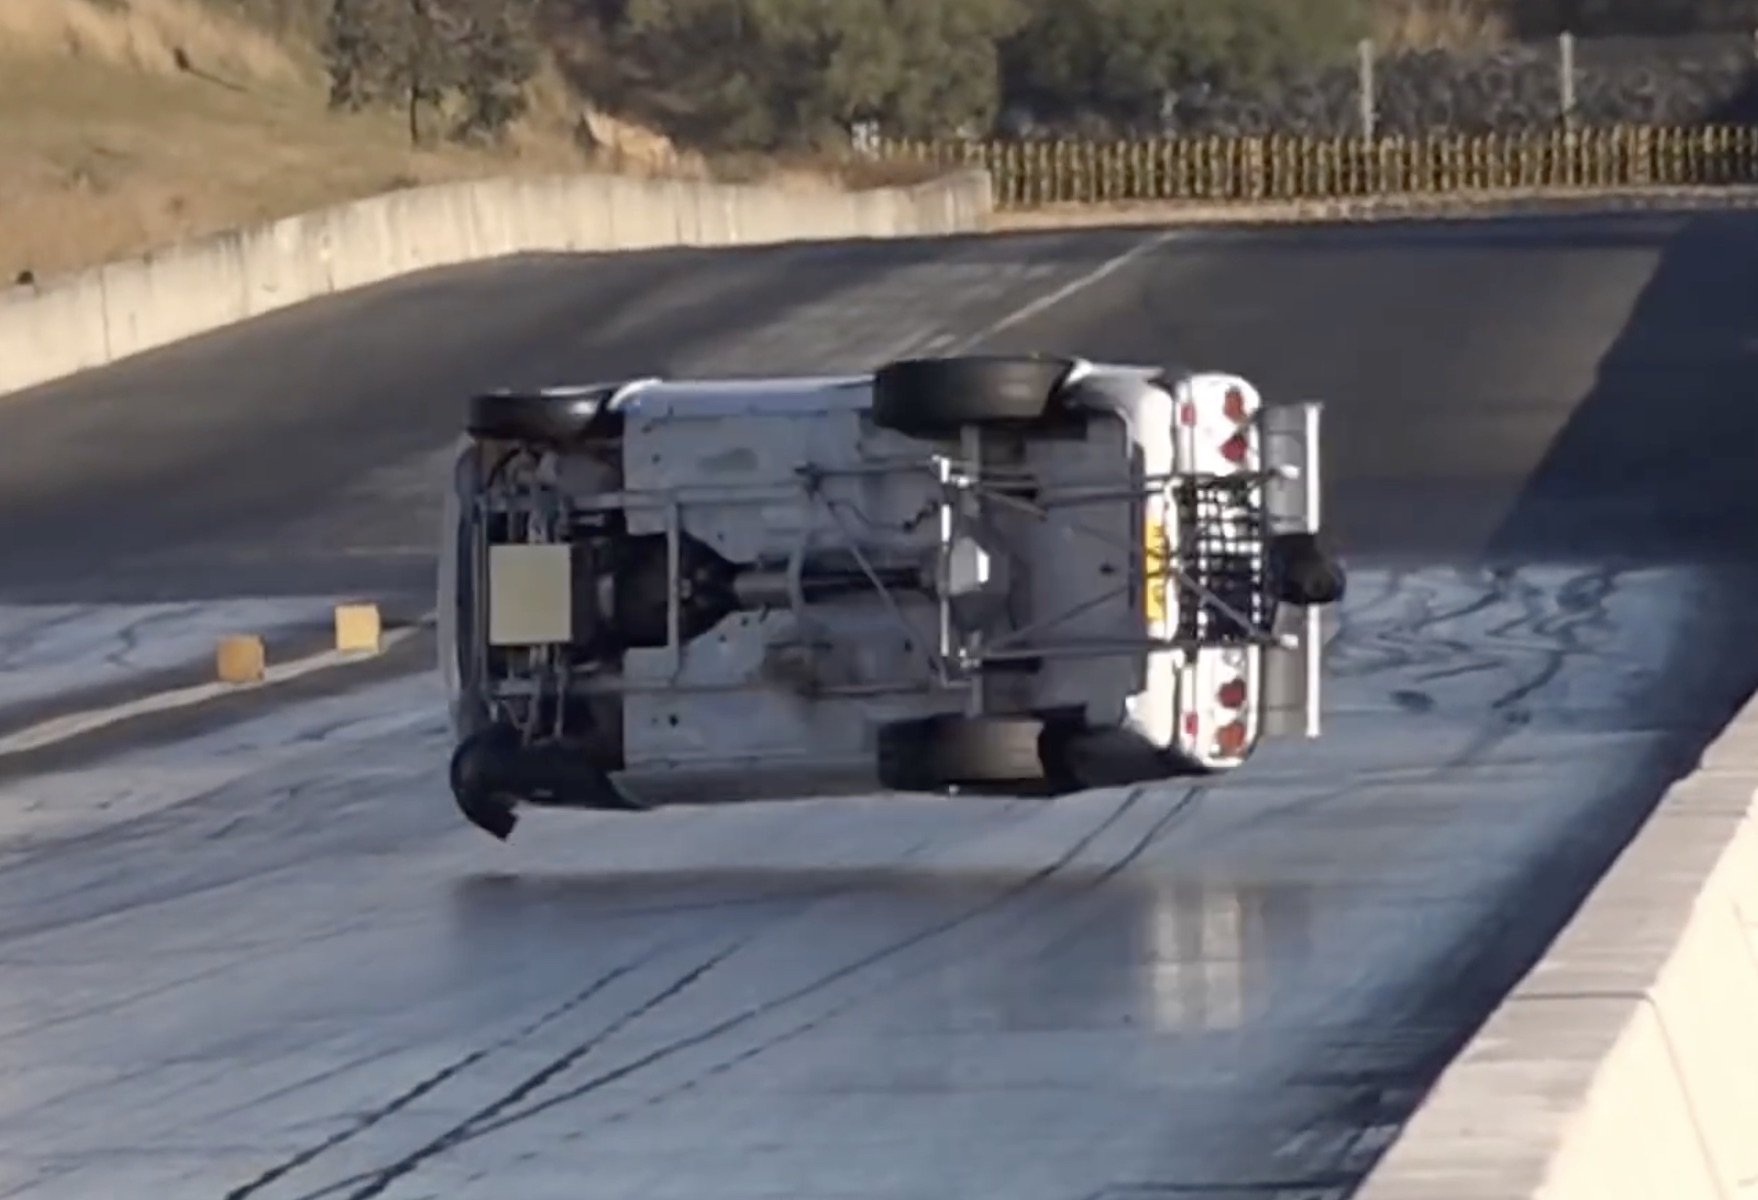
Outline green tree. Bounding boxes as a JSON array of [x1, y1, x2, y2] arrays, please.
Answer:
[[322, 0, 539, 145], [322, 0, 461, 143], [609, 0, 1025, 149], [323, 0, 392, 110], [613, 0, 767, 147], [451, 0, 543, 142], [612, 0, 896, 149], [1001, 0, 1367, 129], [876, 0, 1025, 138], [1220, 0, 1368, 80], [1504, 0, 1756, 35]]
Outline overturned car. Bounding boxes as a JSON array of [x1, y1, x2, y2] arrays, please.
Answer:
[[437, 354, 1345, 838]]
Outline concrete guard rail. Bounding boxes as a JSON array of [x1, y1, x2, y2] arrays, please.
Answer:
[[0, 168, 994, 398], [1357, 694, 1758, 1198]]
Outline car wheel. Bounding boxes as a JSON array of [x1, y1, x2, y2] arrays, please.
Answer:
[[450, 725, 523, 839], [466, 387, 619, 444], [876, 714, 1061, 794], [1270, 532, 1346, 605], [870, 355, 1076, 438]]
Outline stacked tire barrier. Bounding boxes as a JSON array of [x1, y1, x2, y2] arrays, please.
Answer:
[[879, 126, 1758, 208], [0, 169, 993, 399]]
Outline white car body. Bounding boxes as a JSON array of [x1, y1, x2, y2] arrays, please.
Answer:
[[437, 356, 1333, 830]]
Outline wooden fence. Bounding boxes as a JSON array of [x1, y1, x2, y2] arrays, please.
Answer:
[[876, 125, 1758, 207]]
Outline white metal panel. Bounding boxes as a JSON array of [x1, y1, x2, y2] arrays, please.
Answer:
[[486, 544, 572, 646]]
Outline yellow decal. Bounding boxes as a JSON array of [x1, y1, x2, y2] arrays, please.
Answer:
[[1144, 515, 1167, 625]]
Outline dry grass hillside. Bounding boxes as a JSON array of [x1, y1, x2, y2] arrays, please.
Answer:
[[1374, 0, 1508, 47], [0, 0, 1553, 284], [0, 0, 708, 282]]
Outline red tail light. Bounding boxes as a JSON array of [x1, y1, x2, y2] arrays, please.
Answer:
[[1214, 720, 1247, 756], [1217, 679, 1247, 709], [1222, 387, 1248, 423], [1220, 433, 1248, 463]]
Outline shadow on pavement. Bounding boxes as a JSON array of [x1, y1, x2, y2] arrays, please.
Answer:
[[1487, 210, 1758, 565], [1347, 207, 1758, 1191]]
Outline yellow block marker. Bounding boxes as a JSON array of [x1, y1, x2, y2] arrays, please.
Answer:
[[333, 603, 382, 654], [216, 634, 266, 684]]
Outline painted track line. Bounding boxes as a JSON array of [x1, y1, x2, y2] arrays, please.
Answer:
[[912, 228, 1183, 357]]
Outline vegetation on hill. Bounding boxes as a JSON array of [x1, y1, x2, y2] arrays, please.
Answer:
[[0, 0, 601, 282], [143, 0, 1750, 153], [295, 0, 1758, 149], [7, 0, 1750, 282]]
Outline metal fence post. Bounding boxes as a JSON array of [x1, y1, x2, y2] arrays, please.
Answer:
[[1559, 31, 1576, 127], [1358, 38, 1376, 140]]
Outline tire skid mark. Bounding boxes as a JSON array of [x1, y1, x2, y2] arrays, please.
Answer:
[[1321, 568, 1394, 672], [1255, 572, 1622, 1194], [272, 787, 1157, 1200], [1419, 565, 1616, 763], [1489, 567, 1618, 717], [0, 823, 341, 952], [0, 766, 439, 952], [27, 1026, 424, 1147], [0, 608, 95, 662], [1404, 566, 1523, 686], [1433, 565, 1617, 765], [0, 937, 304, 1052], [220, 929, 706, 1200], [97, 603, 207, 674], [1329, 568, 1514, 685], [1327, 565, 1618, 715], [1235, 565, 1621, 831], [0, 770, 347, 886], [566, 786, 1213, 1138], [127, 887, 852, 1197]]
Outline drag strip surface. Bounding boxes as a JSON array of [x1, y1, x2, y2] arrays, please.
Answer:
[[3, 213, 1758, 1199], [0, 235, 1146, 605]]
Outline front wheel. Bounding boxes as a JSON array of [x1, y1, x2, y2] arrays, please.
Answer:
[[450, 726, 522, 839], [876, 714, 1070, 795], [450, 727, 634, 839]]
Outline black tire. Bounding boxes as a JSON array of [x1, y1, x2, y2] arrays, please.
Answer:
[[450, 725, 522, 839], [870, 355, 1075, 437], [876, 714, 1053, 794], [450, 726, 632, 839], [466, 386, 619, 444], [1270, 532, 1346, 606]]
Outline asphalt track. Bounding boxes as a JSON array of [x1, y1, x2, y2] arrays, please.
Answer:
[[2, 212, 1758, 1198]]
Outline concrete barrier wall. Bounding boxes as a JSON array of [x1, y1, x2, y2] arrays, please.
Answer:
[[1356, 701, 1758, 1199], [0, 169, 994, 398]]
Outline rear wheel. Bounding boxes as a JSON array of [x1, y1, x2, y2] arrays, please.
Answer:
[[876, 714, 1069, 795], [466, 387, 619, 445], [870, 355, 1075, 437]]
